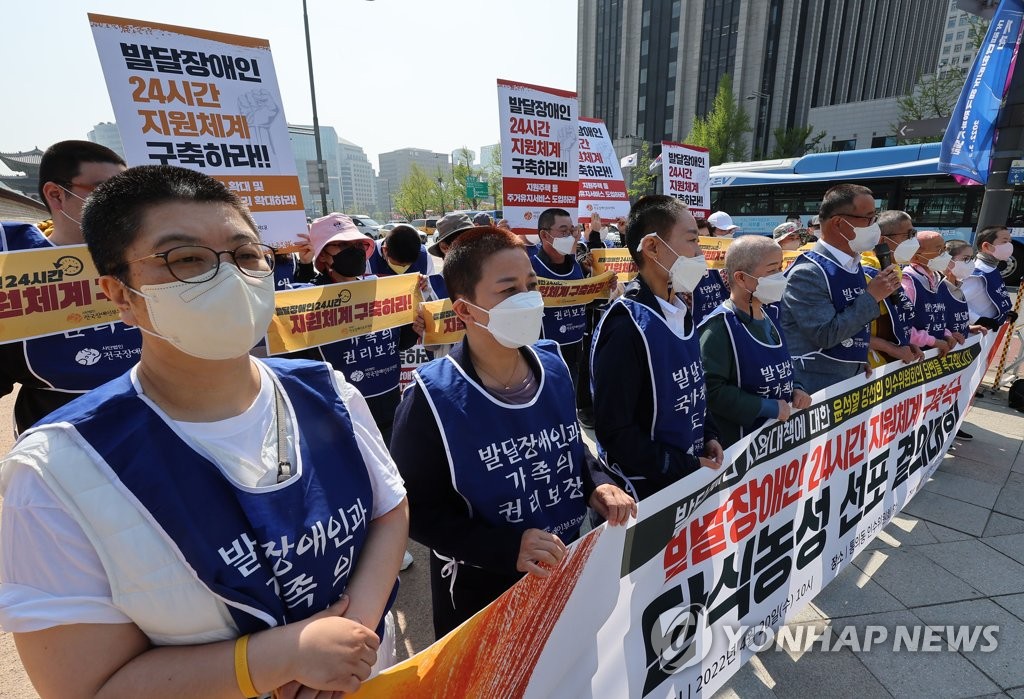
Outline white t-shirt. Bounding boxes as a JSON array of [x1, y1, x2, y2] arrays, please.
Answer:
[[0, 362, 405, 633], [961, 259, 1000, 323]]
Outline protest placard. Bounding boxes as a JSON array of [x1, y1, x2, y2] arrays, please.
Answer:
[[577, 117, 630, 221], [421, 298, 465, 346], [537, 270, 614, 307], [590, 248, 638, 282], [662, 142, 711, 218], [699, 235, 732, 270]]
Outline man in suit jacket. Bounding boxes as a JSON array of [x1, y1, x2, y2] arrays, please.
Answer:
[[780, 184, 901, 395]]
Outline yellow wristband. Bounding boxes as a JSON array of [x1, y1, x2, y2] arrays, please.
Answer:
[[233, 634, 259, 698]]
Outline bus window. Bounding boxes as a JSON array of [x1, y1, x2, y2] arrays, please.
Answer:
[[903, 180, 970, 227], [714, 188, 770, 215]]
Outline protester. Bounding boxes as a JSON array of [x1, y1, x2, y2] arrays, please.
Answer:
[[0, 140, 138, 434], [591, 195, 724, 501], [786, 213, 802, 227], [861, 210, 923, 367], [0, 165, 409, 697], [773, 221, 804, 251], [389, 227, 635, 638], [943, 239, 984, 338], [692, 219, 729, 326], [900, 230, 965, 357], [427, 212, 475, 259], [807, 215, 821, 239], [472, 212, 492, 227], [780, 184, 899, 394], [369, 224, 435, 277], [962, 225, 1019, 329], [707, 210, 739, 237], [586, 212, 607, 250], [699, 236, 811, 446]]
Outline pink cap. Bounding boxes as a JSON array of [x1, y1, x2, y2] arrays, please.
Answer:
[[308, 213, 374, 260]]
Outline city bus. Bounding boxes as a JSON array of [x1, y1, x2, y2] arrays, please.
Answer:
[[708, 142, 1024, 284]]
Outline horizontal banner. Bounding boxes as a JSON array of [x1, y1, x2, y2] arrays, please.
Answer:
[[0, 246, 119, 344], [267, 274, 420, 355], [538, 270, 615, 307], [590, 248, 638, 282], [421, 298, 465, 346]]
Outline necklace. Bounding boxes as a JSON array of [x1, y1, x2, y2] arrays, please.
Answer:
[[477, 353, 525, 390]]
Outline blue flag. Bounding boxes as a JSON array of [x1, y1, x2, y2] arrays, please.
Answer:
[[940, 0, 1024, 185]]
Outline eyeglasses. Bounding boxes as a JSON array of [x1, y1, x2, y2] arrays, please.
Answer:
[[838, 212, 879, 225], [543, 226, 577, 237], [125, 243, 276, 283], [59, 180, 103, 195]]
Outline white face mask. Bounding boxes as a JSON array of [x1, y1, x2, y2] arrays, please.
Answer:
[[844, 220, 882, 253], [926, 251, 953, 273], [991, 241, 1014, 261], [524, 234, 541, 246], [129, 264, 276, 360], [470, 291, 545, 349], [551, 234, 577, 256], [892, 237, 920, 264], [646, 233, 708, 293], [750, 271, 789, 304], [951, 259, 976, 280], [58, 185, 89, 226]]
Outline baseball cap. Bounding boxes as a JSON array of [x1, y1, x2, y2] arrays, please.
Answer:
[[707, 211, 739, 231], [308, 213, 374, 261]]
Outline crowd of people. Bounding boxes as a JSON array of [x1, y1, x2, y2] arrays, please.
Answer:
[[0, 142, 1016, 698]]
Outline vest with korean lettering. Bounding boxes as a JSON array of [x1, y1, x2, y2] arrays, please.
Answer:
[[940, 280, 971, 336], [368, 240, 429, 277], [788, 250, 870, 363], [692, 269, 728, 326], [427, 273, 448, 301], [594, 297, 707, 458], [863, 266, 915, 345], [415, 341, 586, 535], [273, 252, 299, 289], [904, 266, 947, 340], [1, 224, 143, 398], [35, 358, 391, 636], [530, 253, 587, 346], [971, 265, 1013, 322], [318, 328, 401, 398]]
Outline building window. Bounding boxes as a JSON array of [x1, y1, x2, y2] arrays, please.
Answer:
[[945, 32, 953, 41], [960, 15, 969, 25], [942, 45, 951, 54], [831, 138, 857, 152], [956, 30, 965, 40], [954, 43, 962, 52], [871, 136, 897, 148], [664, 117, 674, 135], [948, 18, 956, 27]]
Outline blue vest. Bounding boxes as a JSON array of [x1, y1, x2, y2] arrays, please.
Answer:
[[273, 253, 298, 289], [368, 241, 429, 277], [530, 254, 587, 346], [318, 328, 401, 398], [45, 359, 391, 634], [905, 267, 947, 340], [598, 297, 707, 457], [428, 273, 448, 300], [791, 250, 870, 363], [971, 266, 1013, 321], [692, 269, 728, 327], [416, 342, 587, 536], [0, 222, 51, 251], [864, 266, 915, 345], [940, 281, 971, 336]]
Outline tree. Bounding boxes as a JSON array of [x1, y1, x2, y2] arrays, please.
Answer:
[[393, 164, 443, 219], [769, 125, 827, 158], [627, 141, 658, 201], [894, 69, 967, 143], [685, 74, 752, 165], [485, 148, 503, 208]]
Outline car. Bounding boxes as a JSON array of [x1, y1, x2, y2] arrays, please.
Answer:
[[410, 218, 438, 244], [349, 215, 383, 239], [380, 221, 408, 234]]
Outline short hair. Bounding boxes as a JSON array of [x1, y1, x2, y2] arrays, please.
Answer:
[[383, 225, 422, 264], [725, 235, 781, 279], [38, 140, 126, 210], [695, 217, 711, 232], [819, 184, 873, 221], [945, 238, 972, 257], [786, 213, 801, 221], [81, 165, 257, 278], [625, 195, 689, 267], [537, 208, 571, 232], [975, 225, 1008, 251], [443, 227, 524, 301], [878, 210, 912, 237]]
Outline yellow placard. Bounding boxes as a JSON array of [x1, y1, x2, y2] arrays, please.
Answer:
[[422, 299, 466, 345], [590, 248, 638, 282], [0, 246, 119, 344], [538, 270, 615, 308], [267, 274, 421, 354], [698, 235, 732, 270], [782, 250, 802, 269]]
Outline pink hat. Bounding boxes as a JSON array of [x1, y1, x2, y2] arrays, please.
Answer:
[[309, 213, 374, 260]]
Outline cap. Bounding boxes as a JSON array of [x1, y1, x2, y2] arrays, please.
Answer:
[[772, 222, 801, 240], [429, 212, 475, 257], [308, 213, 374, 261], [707, 211, 739, 231], [472, 212, 492, 226]]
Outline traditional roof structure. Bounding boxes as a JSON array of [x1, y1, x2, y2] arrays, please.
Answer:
[[0, 148, 44, 177], [0, 182, 47, 223]]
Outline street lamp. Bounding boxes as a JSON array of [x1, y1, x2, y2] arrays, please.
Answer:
[[746, 91, 771, 159]]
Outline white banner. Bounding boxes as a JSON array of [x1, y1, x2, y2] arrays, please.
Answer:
[[355, 335, 993, 698], [661, 141, 711, 219], [498, 79, 579, 235], [577, 118, 630, 221], [89, 14, 308, 247]]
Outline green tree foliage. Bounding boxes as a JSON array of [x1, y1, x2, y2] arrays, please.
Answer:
[[685, 74, 752, 165], [895, 70, 967, 144], [627, 141, 658, 200], [485, 148, 503, 208], [769, 125, 827, 158], [394, 163, 444, 219]]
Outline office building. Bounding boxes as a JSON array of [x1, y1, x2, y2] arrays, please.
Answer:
[[339, 138, 378, 215], [378, 148, 450, 188], [86, 122, 126, 160]]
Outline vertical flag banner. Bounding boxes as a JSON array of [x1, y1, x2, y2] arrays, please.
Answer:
[[940, 0, 1024, 184], [89, 14, 308, 247], [661, 142, 711, 218], [577, 117, 630, 220], [498, 79, 579, 235]]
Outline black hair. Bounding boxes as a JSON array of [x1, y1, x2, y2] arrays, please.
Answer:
[[625, 195, 689, 267], [384, 225, 423, 264], [443, 227, 524, 301], [819, 183, 873, 221], [38, 140, 126, 212], [537, 208, 571, 232], [975, 225, 1008, 251], [81, 165, 257, 277]]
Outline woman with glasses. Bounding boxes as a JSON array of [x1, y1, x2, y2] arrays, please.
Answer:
[[0, 166, 409, 698], [942, 239, 988, 338]]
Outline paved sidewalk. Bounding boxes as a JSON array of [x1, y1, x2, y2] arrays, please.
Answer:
[[715, 390, 1024, 699]]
